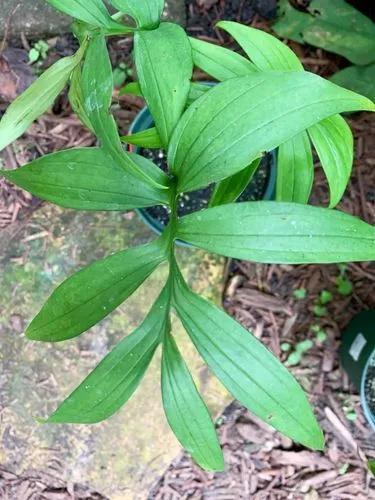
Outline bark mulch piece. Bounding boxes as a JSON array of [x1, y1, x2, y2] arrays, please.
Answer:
[[149, 111, 375, 498], [0, 466, 108, 500]]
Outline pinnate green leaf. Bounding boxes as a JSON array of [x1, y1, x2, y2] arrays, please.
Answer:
[[308, 114, 353, 208], [0, 44, 85, 152], [26, 238, 168, 342], [48, 288, 170, 423], [172, 267, 324, 450], [134, 23, 193, 148], [162, 332, 224, 471], [177, 201, 375, 264], [168, 72, 373, 193], [1, 148, 169, 210]]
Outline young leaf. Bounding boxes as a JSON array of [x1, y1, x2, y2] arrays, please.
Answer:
[[217, 21, 303, 71], [47, 288, 170, 423], [134, 22, 193, 148], [110, 0, 164, 29], [26, 238, 168, 342], [122, 127, 162, 149], [189, 37, 257, 81], [0, 44, 85, 152], [82, 34, 165, 189], [162, 332, 224, 471], [45, 0, 129, 32], [308, 114, 353, 208], [172, 267, 324, 450], [176, 201, 375, 264], [277, 131, 314, 204], [1, 148, 169, 210], [209, 158, 261, 207], [168, 72, 374, 193]]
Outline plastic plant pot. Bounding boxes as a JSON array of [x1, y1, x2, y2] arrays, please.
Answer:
[[340, 310, 375, 430]]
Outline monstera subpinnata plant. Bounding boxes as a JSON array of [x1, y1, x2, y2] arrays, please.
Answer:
[[1, 0, 374, 471]]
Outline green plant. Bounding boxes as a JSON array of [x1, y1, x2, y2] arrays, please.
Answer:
[[274, 0, 375, 101], [29, 40, 50, 64], [0, 0, 374, 471]]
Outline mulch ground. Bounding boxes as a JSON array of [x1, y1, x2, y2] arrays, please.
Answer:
[[1, 0, 374, 498]]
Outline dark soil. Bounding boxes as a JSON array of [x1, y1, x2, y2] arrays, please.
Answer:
[[186, 0, 277, 38], [365, 354, 375, 417], [139, 147, 273, 228]]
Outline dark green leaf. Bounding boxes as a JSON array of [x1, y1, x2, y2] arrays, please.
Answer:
[[134, 22, 193, 148], [308, 114, 353, 208], [330, 63, 375, 102], [110, 0, 164, 29], [273, 0, 313, 44], [177, 201, 375, 264], [209, 158, 261, 207], [26, 238, 168, 342], [46, 0, 128, 32], [189, 36, 256, 81], [47, 287, 169, 423], [217, 21, 303, 71], [172, 267, 324, 450], [121, 127, 162, 149], [273, 0, 375, 66], [277, 131, 314, 204], [82, 34, 166, 189], [1, 147, 169, 210], [168, 72, 373, 193], [0, 44, 85, 152], [162, 332, 224, 471]]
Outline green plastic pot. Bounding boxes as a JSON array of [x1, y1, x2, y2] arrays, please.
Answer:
[[128, 106, 277, 237], [340, 310, 375, 430]]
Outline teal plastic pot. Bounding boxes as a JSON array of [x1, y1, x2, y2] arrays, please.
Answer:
[[128, 106, 277, 237], [340, 310, 375, 430]]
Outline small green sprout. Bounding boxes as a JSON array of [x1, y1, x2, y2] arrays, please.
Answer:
[[29, 40, 50, 64], [286, 340, 314, 367], [293, 288, 307, 300]]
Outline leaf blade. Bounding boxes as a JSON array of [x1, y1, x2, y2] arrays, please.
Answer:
[[209, 158, 261, 207], [1, 148, 169, 210], [189, 36, 257, 81], [110, 0, 164, 29], [121, 127, 162, 149], [0, 45, 85, 152], [172, 270, 324, 450], [134, 22, 193, 148], [26, 238, 168, 342], [176, 201, 375, 264], [308, 114, 353, 208], [162, 332, 224, 471], [48, 288, 170, 423], [276, 131, 314, 204], [168, 72, 373, 193], [217, 21, 303, 71]]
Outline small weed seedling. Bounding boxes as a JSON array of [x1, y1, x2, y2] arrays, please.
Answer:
[[0, 0, 374, 470]]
